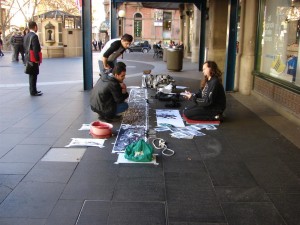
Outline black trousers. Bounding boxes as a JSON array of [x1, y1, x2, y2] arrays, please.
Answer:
[[183, 105, 222, 121], [29, 74, 38, 95]]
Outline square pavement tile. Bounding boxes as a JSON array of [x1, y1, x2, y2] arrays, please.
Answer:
[[113, 177, 165, 202], [0, 181, 65, 218], [0, 218, 47, 225], [222, 202, 286, 225], [268, 193, 300, 225], [24, 161, 77, 183], [41, 147, 86, 162], [76, 200, 166, 225], [45, 199, 83, 225]]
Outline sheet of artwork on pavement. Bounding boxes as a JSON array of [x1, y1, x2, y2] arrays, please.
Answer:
[[156, 109, 185, 127]]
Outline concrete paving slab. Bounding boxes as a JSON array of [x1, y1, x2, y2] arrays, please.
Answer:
[[24, 161, 78, 183], [77, 200, 166, 225], [222, 202, 286, 225], [0, 181, 65, 218], [41, 147, 86, 162], [0, 144, 50, 163], [45, 199, 83, 225]]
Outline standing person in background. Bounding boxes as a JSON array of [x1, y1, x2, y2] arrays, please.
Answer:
[[98, 39, 102, 51], [23, 21, 43, 96], [92, 39, 97, 51], [9, 32, 16, 61], [0, 32, 4, 57], [23, 28, 29, 36], [14, 31, 25, 64]]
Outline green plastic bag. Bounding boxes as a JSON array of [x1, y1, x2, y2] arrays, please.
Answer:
[[124, 139, 154, 162]]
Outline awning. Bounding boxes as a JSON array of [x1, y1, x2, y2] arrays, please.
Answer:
[[113, 0, 201, 10], [141, 3, 181, 10]]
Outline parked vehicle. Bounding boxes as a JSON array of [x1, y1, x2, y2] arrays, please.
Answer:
[[126, 40, 151, 53]]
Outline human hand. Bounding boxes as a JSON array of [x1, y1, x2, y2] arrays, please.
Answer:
[[183, 90, 192, 99], [121, 83, 127, 93]]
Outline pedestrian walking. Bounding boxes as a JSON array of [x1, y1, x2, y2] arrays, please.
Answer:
[[92, 39, 97, 51], [10, 32, 16, 61], [98, 40, 102, 50], [14, 31, 25, 63], [0, 33, 4, 57], [23, 21, 43, 96]]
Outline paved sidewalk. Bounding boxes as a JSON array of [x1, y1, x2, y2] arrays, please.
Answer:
[[0, 51, 300, 225]]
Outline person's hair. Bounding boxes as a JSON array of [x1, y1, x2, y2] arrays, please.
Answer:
[[28, 21, 37, 30], [23, 28, 29, 36], [121, 33, 133, 42], [205, 61, 222, 81], [113, 62, 126, 75], [201, 61, 223, 89]]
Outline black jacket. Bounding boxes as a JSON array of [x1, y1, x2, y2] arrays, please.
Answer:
[[193, 76, 226, 112], [90, 74, 129, 117], [23, 31, 41, 75]]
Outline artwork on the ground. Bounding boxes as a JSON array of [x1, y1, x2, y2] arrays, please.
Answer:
[[112, 125, 147, 153], [65, 138, 105, 148], [122, 103, 148, 126], [112, 88, 149, 154], [156, 109, 185, 127], [114, 153, 158, 165]]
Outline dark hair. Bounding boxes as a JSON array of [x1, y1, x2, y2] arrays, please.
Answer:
[[204, 60, 222, 83], [113, 62, 126, 75], [121, 33, 133, 42], [28, 21, 37, 30]]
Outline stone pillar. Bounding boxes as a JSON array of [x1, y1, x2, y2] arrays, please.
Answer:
[[191, 5, 200, 63], [238, 0, 258, 95], [207, 0, 228, 72]]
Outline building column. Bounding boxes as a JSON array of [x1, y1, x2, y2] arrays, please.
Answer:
[[207, 0, 228, 72], [237, 0, 258, 95], [191, 5, 200, 63]]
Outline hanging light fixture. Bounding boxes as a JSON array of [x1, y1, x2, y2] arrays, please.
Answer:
[[286, 0, 300, 22]]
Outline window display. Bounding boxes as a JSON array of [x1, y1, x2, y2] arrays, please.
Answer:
[[259, 0, 300, 86]]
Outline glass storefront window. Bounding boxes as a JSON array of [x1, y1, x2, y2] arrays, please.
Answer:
[[134, 13, 142, 38], [258, 0, 300, 87]]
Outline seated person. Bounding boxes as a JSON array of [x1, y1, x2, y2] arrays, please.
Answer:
[[98, 33, 133, 76], [183, 61, 226, 121], [90, 62, 129, 122]]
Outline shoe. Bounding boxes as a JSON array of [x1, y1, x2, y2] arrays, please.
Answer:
[[31, 92, 43, 96], [37, 91, 42, 94]]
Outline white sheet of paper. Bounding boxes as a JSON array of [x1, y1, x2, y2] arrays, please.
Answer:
[[114, 153, 158, 165], [78, 124, 91, 130], [156, 109, 185, 127], [65, 138, 105, 148]]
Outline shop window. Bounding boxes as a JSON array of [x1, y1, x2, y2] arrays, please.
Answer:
[[163, 12, 172, 40], [257, 0, 300, 87], [134, 13, 142, 39]]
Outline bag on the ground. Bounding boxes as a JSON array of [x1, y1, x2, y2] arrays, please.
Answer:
[[24, 61, 34, 74], [153, 74, 175, 88], [143, 74, 175, 89], [124, 139, 154, 162]]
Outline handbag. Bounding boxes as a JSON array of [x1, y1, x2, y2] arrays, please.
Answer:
[[24, 61, 35, 74], [124, 139, 154, 162], [29, 50, 42, 63]]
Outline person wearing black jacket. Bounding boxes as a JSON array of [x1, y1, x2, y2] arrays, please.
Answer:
[[183, 61, 226, 121], [90, 62, 129, 122], [23, 21, 43, 96]]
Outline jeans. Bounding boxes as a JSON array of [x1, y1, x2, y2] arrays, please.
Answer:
[[116, 102, 129, 115]]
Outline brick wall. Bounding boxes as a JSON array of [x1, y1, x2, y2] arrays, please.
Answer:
[[254, 77, 300, 119]]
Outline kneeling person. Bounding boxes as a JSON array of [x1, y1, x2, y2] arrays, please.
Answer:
[[90, 62, 129, 121]]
